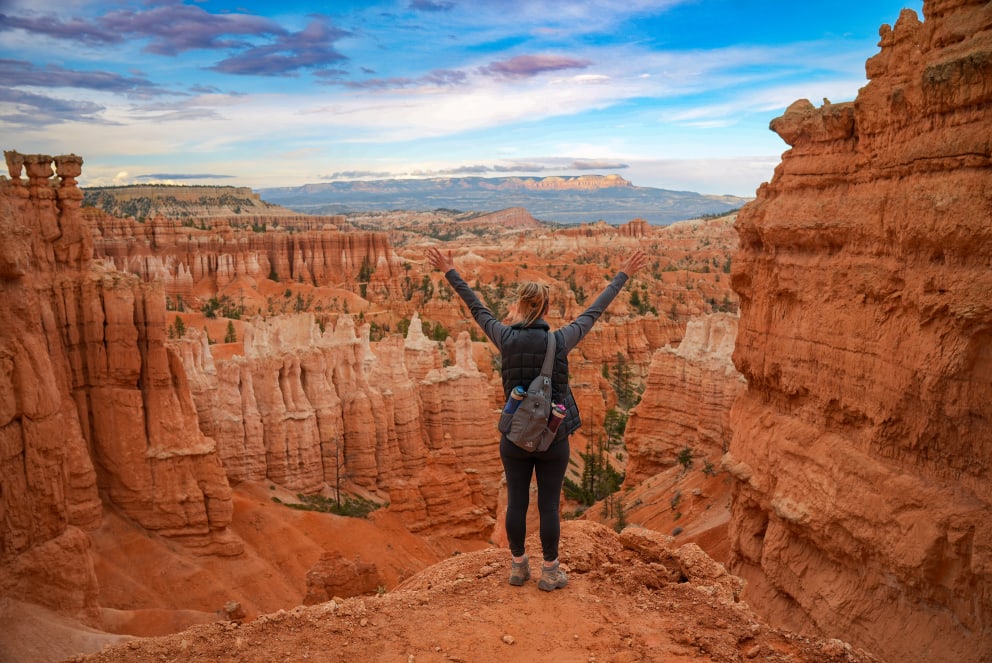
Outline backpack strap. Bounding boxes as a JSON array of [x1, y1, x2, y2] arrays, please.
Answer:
[[540, 331, 556, 379]]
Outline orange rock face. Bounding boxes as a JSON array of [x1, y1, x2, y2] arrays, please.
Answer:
[[89, 211, 401, 299], [303, 551, 382, 605], [727, 2, 992, 661], [0, 153, 238, 624], [625, 313, 744, 485]]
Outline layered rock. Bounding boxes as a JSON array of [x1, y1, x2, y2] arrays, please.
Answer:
[[457, 206, 543, 230], [727, 3, 992, 661], [559, 217, 649, 239], [176, 313, 502, 539], [526, 174, 632, 190], [89, 212, 402, 303], [625, 313, 745, 484], [1, 152, 239, 625]]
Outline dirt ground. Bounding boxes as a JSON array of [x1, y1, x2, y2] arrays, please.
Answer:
[[63, 521, 879, 663]]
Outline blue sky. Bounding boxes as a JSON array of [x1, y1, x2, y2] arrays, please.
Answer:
[[1, 0, 922, 196]]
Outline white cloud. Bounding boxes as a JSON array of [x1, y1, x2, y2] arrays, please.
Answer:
[[623, 156, 779, 196], [660, 76, 868, 129]]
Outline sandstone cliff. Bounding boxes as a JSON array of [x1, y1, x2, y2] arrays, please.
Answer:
[[727, 2, 992, 660], [89, 210, 402, 304], [0, 152, 238, 628]]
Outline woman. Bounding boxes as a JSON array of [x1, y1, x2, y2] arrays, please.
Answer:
[[427, 246, 647, 591]]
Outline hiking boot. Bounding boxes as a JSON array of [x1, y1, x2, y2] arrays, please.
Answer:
[[508, 556, 530, 586], [538, 561, 568, 591]]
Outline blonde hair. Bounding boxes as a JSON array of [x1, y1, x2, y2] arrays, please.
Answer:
[[512, 282, 550, 327]]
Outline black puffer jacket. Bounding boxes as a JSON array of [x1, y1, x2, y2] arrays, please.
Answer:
[[499, 322, 576, 440], [444, 269, 630, 443]]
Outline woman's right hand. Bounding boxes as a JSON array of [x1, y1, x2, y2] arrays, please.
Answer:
[[620, 249, 648, 276], [426, 246, 455, 273]]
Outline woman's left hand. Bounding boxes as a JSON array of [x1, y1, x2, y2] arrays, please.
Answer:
[[426, 246, 455, 273]]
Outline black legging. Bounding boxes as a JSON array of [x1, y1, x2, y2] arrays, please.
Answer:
[[500, 434, 570, 562]]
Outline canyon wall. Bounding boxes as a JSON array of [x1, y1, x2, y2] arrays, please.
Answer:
[[89, 210, 402, 302], [726, 2, 992, 661], [625, 313, 744, 485], [0, 152, 239, 626]]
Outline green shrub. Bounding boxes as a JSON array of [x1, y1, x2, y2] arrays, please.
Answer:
[[275, 493, 381, 519]]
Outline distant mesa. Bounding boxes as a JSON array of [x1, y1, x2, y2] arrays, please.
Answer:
[[256, 175, 751, 225], [82, 184, 348, 231]]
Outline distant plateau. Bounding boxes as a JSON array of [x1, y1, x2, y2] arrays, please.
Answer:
[[255, 175, 751, 225]]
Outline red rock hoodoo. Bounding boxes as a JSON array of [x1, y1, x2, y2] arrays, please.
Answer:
[[727, 2, 992, 661]]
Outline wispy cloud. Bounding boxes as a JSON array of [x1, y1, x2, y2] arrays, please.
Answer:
[[2, 5, 348, 77], [421, 69, 469, 86], [409, 0, 455, 11], [124, 90, 254, 123], [189, 84, 222, 94], [331, 67, 468, 90], [0, 11, 120, 45], [136, 173, 235, 180], [319, 158, 629, 180], [0, 87, 113, 126], [208, 16, 350, 76], [662, 77, 870, 127], [570, 159, 628, 170], [0, 4, 287, 55], [0, 58, 168, 95], [479, 54, 592, 79], [99, 4, 285, 56], [320, 170, 388, 179]]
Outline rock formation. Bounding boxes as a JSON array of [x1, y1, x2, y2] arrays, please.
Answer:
[[727, 2, 992, 660], [177, 313, 503, 539], [524, 173, 631, 190], [83, 184, 347, 230], [303, 552, 382, 605], [89, 210, 402, 301], [625, 313, 745, 485], [0, 152, 239, 627]]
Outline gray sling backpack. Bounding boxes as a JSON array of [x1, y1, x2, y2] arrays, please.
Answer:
[[498, 331, 557, 452]]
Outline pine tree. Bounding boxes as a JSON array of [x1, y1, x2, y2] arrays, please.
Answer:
[[630, 289, 641, 310], [225, 320, 237, 344], [614, 499, 627, 533], [610, 352, 637, 409]]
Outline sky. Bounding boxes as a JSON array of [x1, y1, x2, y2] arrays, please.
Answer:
[[1, 0, 923, 197]]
